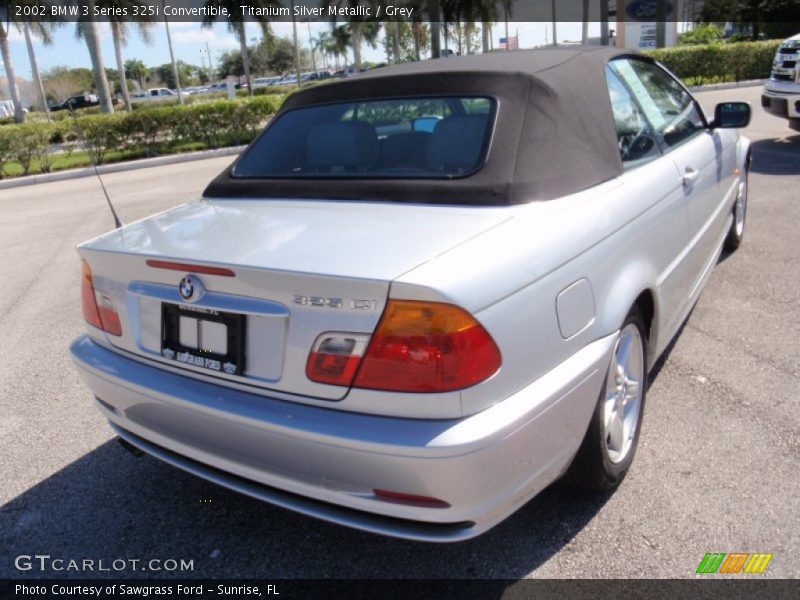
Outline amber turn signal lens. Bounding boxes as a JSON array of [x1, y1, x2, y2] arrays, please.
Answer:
[[352, 300, 501, 393]]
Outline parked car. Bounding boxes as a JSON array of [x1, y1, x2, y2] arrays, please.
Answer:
[[340, 66, 362, 77], [277, 74, 299, 86], [132, 87, 177, 101], [252, 76, 283, 88], [183, 86, 210, 96], [0, 99, 27, 117], [71, 48, 751, 542], [301, 70, 334, 82], [49, 93, 99, 112], [762, 32, 800, 131]]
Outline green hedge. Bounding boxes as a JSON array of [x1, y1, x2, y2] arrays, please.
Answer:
[[645, 40, 781, 85], [0, 121, 76, 175], [0, 95, 284, 178]]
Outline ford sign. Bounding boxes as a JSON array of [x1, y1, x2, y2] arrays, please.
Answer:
[[625, 0, 674, 21]]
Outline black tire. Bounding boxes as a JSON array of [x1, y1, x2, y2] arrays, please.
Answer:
[[565, 307, 648, 491], [724, 156, 750, 253]]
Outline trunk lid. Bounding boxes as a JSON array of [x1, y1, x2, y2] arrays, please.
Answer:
[[79, 199, 509, 402]]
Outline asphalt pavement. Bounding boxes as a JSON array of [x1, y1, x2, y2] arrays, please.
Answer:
[[0, 85, 798, 579]]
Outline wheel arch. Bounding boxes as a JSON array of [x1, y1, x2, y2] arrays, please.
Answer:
[[737, 134, 752, 172], [633, 289, 657, 367], [593, 262, 660, 371]]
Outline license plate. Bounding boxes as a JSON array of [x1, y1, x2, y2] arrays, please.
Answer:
[[161, 304, 245, 375]]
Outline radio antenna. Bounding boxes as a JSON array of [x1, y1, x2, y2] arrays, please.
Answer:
[[67, 105, 123, 229]]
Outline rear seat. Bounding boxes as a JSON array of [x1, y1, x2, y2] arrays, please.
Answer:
[[305, 115, 488, 175]]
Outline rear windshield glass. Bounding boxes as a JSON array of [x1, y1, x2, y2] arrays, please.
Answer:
[[232, 96, 495, 179]]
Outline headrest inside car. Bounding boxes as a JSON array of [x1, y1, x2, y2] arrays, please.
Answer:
[[307, 121, 379, 171], [428, 115, 489, 173]]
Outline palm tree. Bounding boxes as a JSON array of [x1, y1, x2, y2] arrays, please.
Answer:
[[411, 21, 429, 61], [601, 0, 610, 45], [108, 4, 154, 111], [163, 15, 183, 104], [472, 0, 499, 53], [330, 24, 350, 68], [23, 22, 59, 120], [312, 31, 331, 69], [582, 0, 590, 44], [77, 20, 114, 113], [440, 0, 470, 54], [441, 0, 466, 55], [440, 0, 495, 55], [323, 0, 381, 70], [290, 1, 301, 83], [74, 2, 114, 113], [502, 0, 513, 52], [428, 0, 442, 58], [347, 21, 381, 69], [0, 19, 25, 123], [397, 1, 428, 61], [325, 27, 349, 70], [0, 2, 59, 123], [203, 1, 279, 94]]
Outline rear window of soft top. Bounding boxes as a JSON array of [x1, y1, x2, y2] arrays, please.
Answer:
[[232, 96, 495, 179]]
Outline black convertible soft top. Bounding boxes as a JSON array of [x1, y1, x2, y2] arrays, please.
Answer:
[[204, 46, 646, 205]]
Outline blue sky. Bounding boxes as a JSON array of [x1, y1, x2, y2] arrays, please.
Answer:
[[4, 21, 600, 81]]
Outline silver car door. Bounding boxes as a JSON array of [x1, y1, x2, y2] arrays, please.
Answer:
[[609, 58, 722, 311], [605, 65, 692, 343]]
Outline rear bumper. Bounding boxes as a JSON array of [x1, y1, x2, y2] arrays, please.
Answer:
[[70, 333, 615, 542]]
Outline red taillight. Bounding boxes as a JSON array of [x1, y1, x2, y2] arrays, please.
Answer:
[[353, 300, 501, 393], [81, 260, 122, 336]]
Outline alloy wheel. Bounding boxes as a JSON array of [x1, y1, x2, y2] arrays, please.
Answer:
[[603, 324, 645, 464]]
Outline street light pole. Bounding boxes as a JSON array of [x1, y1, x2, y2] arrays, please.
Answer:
[[504, 5, 509, 51], [204, 41, 214, 81]]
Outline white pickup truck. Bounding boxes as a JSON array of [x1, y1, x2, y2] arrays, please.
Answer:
[[762, 33, 800, 131], [132, 87, 178, 102]]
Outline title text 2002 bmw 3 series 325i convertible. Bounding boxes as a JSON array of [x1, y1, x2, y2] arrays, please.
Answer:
[[71, 47, 751, 542]]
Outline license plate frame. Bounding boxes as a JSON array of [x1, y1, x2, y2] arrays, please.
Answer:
[[161, 303, 246, 375]]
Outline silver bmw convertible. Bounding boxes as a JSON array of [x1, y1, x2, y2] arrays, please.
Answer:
[[71, 47, 751, 542]]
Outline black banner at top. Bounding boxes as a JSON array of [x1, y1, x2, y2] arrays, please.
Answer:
[[4, 0, 795, 24]]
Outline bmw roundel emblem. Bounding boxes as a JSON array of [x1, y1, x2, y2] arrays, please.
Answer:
[[179, 275, 198, 301]]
